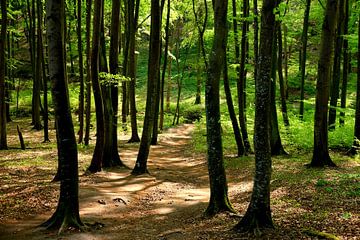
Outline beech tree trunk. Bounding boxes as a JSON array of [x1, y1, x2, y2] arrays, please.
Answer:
[[41, 0, 83, 232], [234, 0, 276, 231], [84, 0, 92, 146], [132, 0, 161, 175], [0, 0, 7, 149], [299, 0, 311, 120], [204, 0, 235, 216], [328, 0, 344, 130], [339, 0, 349, 126], [87, 0, 105, 173], [310, 0, 338, 167], [77, 0, 84, 143]]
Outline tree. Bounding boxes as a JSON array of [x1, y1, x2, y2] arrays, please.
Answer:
[[77, 0, 85, 143], [299, 0, 311, 120], [0, 0, 7, 150], [234, 0, 276, 231], [41, 0, 83, 231], [204, 0, 234, 216], [310, 0, 338, 167], [84, 0, 92, 146], [132, 0, 161, 175], [87, 0, 105, 173], [328, 0, 344, 130], [350, 13, 360, 155]]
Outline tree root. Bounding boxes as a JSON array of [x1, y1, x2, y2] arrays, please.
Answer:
[[303, 229, 340, 240]]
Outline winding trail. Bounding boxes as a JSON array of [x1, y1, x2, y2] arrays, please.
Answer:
[[1, 124, 214, 240]]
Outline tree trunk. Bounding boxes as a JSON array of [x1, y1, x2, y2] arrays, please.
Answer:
[[87, 0, 105, 173], [109, 0, 126, 166], [77, 0, 84, 144], [223, 56, 245, 157], [127, 0, 140, 143], [204, 0, 235, 217], [41, 0, 83, 232], [339, 0, 349, 126], [328, 0, 344, 130], [84, 0, 92, 146], [234, 0, 251, 153], [165, 57, 172, 112], [299, 0, 311, 120], [132, 0, 161, 175], [350, 13, 360, 155], [277, 25, 289, 127], [310, 0, 338, 167], [159, 0, 170, 131], [253, 0, 259, 82], [234, 0, 276, 231], [0, 0, 7, 149]]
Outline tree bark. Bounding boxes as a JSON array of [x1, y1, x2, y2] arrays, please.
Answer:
[[310, 0, 338, 167], [350, 13, 360, 155], [77, 0, 85, 143], [328, 0, 344, 130], [41, 0, 83, 232], [0, 0, 7, 149], [132, 0, 161, 175], [223, 56, 245, 157], [204, 0, 235, 216], [299, 0, 311, 120], [339, 0, 349, 126], [84, 0, 92, 146], [87, 0, 105, 173], [234, 0, 275, 231]]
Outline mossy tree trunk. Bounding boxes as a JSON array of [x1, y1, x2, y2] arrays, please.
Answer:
[[204, 0, 235, 216], [77, 0, 84, 144], [132, 0, 161, 175], [42, 0, 83, 232], [310, 0, 338, 167], [234, 0, 276, 231], [0, 0, 7, 149]]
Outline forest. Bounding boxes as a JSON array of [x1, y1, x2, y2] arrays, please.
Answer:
[[0, 0, 359, 239]]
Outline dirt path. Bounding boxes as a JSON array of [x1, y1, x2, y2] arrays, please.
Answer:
[[0, 124, 224, 240]]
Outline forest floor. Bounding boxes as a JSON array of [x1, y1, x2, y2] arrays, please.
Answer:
[[0, 120, 360, 239]]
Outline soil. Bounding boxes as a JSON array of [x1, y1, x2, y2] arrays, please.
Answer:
[[0, 122, 359, 239]]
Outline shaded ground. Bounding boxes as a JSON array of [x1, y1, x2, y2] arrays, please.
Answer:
[[0, 121, 360, 239]]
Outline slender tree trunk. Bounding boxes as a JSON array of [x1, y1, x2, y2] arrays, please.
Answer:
[[87, 0, 105, 173], [233, 0, 251, 153], [350, 13, 360, 155], [159, 0, 170, 131], [277, 24, 289, 127], [310, 0, 338, 167], [41, 0, 83, 232], [132, 0, 161, 175], [339, 0, 349, 126], [0, 0, 8, 149], [77, 0, 84, 143], [234, 0, 276, 231], [127, 0, 140, 143], [328, 0, 344, 130], [121, 1, 130, 131], [299, 0, 311, 120], [37, 0, 49, 142], [283, 25, 289, 99], [33, 0, 42, 131], [165, 58, 172, 112], [223, 56, 245, 157], [84, 0, 92, 146], [204, 0, 235, 217], [109, 0, 125, 166]]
